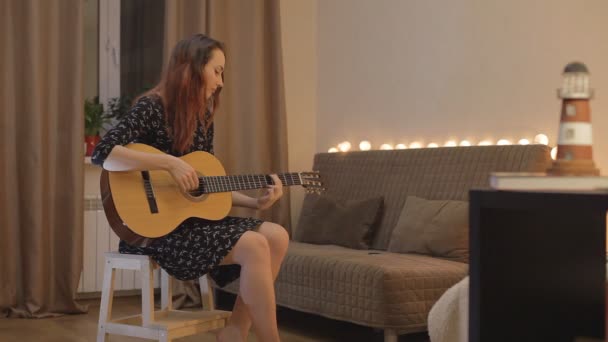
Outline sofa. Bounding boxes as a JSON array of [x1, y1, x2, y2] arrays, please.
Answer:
[[217, 144, 552, 341]]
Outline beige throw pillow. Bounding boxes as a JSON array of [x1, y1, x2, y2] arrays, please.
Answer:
[[388, 196, 469, 263], [294, 194, 384, 249]]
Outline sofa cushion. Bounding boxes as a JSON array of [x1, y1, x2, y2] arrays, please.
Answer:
[[305, 145, 552, 250], [294, 194, 383, 249], [388, 196, 469, 263], [219, 241, 468, 332]]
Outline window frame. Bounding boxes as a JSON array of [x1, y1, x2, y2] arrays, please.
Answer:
[[98, 0, 121, 105]]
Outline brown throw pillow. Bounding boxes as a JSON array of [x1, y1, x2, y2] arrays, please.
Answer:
[[388, 196, 469, 263], [294, 194, 384, 249]]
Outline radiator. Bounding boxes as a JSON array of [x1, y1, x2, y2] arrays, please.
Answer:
[[79, 195, 159, 293]]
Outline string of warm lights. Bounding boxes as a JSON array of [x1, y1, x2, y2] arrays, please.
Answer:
[[328, 133, 559, 160]]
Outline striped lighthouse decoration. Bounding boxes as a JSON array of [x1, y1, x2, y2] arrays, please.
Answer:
[[547, 62, 600, 176]]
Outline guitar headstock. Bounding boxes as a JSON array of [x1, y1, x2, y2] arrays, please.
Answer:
[[300, 171, 325, 194]]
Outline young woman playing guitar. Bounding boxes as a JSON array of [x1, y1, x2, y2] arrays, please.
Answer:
[[92, 34, 287, 342]]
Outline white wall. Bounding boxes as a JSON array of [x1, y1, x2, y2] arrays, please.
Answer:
[[316, 0, 608, 173]]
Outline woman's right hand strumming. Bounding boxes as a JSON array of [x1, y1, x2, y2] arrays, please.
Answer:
[[103, 145, 198, 193], [166, 156, 200, 193]]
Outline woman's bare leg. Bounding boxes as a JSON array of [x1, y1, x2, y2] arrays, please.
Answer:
[[218, 223, 288, 341], [216, 223, 289, 342], [227, 223, 289, 338]]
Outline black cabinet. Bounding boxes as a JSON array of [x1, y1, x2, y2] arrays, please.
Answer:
[[469, 189, 608, 342]]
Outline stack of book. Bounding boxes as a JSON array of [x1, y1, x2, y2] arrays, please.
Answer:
[[573, 338, 603, 342], [489, 172, 608, 191]]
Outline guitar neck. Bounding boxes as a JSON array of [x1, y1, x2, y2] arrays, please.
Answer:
[[200, 173, 301, 193]]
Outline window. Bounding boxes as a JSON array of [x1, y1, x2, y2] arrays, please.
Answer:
[[120, 0, 165, 98], [86, 0, 165, 106]]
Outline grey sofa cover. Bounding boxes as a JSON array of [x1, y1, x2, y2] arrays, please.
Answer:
[[218, 145, 552, 336]]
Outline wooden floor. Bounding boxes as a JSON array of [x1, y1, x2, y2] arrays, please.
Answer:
[[0, 295, 430, 342]]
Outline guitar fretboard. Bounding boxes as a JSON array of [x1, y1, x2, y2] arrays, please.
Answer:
[[199, 173, 301, 193]]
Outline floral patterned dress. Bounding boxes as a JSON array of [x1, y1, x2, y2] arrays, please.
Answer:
[[92, 95, 262, 286]]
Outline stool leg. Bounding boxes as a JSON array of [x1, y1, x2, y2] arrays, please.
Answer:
[[159, 331, 172, 342], [141, 258, 155, 326], [161, 269, 173, 311], [97, 258, 116, 342], [199, 274, 215, 310]]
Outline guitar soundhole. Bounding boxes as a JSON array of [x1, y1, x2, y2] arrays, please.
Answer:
[[189, 186, 205, 197], [183, 175, 208, 202]]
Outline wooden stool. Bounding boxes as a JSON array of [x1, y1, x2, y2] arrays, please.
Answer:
[[97, 252, 231, 342]]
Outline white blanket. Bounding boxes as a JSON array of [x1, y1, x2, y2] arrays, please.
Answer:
[[427, 276, 469, 342]]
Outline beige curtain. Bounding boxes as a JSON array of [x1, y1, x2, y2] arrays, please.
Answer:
[[0, 0, 87, 318], [163, 0, 290, 307]]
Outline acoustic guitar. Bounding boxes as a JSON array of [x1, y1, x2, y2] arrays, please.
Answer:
[[100, 143, 324, 246]]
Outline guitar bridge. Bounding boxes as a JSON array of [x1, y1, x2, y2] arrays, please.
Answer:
[[141, 171, 159, 214]]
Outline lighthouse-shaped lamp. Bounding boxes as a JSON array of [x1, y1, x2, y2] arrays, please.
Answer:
[[547, 62, 600, 176]]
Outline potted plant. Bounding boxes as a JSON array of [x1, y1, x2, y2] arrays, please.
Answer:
[[105, 86, 152, 125], [106, 94, 133, 123], [84, 96, 110, 156]]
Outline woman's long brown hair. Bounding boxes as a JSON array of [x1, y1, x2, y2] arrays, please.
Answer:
[[143, 34, 225, 154]]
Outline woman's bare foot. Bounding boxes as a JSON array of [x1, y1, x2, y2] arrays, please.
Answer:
[[216, 325, 243, 342]]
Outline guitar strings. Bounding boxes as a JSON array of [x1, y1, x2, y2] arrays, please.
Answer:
[[143, 172, 309, 196], [198, 173, 302, 194]]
